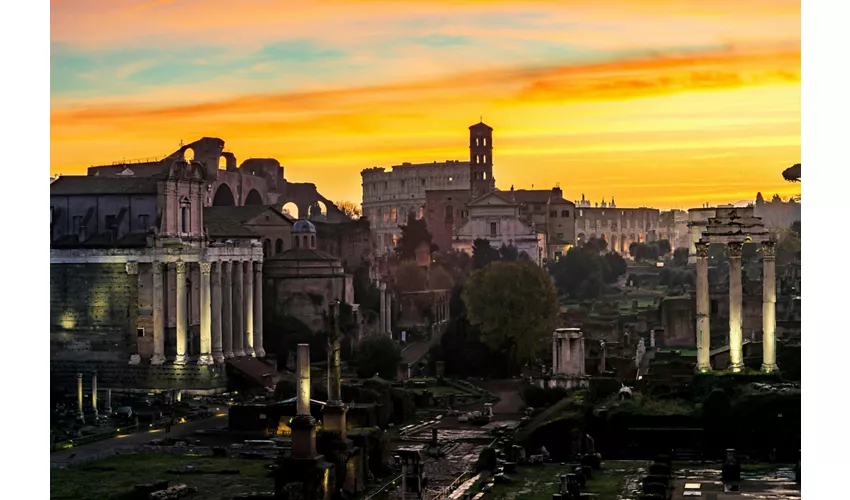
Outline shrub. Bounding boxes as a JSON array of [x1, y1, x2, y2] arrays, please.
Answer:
[[355, 335, 402, 379]]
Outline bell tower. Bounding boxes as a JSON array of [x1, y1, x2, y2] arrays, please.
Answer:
[[469, 121, 495, 198]]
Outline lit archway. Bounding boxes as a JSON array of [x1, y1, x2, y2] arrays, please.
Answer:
[[282, 202, 299, 219], [184, 147, 195, 162], [218, 156, 227, 170], [212, 183, 236, 206], [308, 200, 327, 220], [244, 189, 263, 206]]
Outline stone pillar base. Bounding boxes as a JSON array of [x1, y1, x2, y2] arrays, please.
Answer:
[[174, 354, 190, 365], [150, 354, 166, 365], [761, 363, 779, 374], [290, 415, 318, 459], [694, 363, 713, 373], [233, 350, 245, 358], [245, 347, 255, 357], [728, 362, 744, 373], [224, 352, 235, 359], [104, 406, 113, 415], [322, 403, 348, 438], [128, 354, 141, 365], [212, 352, 225, 364], [198, 354, 214, 365], [255, 348, 266, 358]]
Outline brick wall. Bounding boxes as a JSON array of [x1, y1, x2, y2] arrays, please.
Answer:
[[50, 360, 228, 391], [51, 263, 138, 361]]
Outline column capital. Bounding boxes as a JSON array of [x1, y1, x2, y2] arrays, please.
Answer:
[[200, 262, 212, 275], [221, 260, 231, 272], [254, 261, 263, 273], [695, 241, 710, 258], [125, 262, 139, 275], [175, 261, 187, 274], [761, 240, 777, 258], [727, 241, 743, 258]]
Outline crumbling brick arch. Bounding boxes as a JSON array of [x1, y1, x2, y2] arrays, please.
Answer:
[[244, 189, 264, 206], [212, 183, 236, 207]]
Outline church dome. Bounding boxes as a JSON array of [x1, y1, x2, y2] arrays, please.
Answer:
[[292, 219, 317, 234]]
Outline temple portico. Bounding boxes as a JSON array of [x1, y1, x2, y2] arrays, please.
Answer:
[[695, 207, 777, 374], [50, 246, 265, 365]]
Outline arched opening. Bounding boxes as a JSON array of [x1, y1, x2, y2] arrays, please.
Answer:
[[445, 205, 454, 223], [311, 235, 316, 248], [294, 235, 301, 248], [183, 147, 195, 162], [610, 234, 618, 253], [244, 189, 263, 206], [308, 200, 327, 220], [212, 183, 236, 207], [275, 239, 283, 254], [263, 239, 271, 258], [180, 196, 191, 233], [218, 156, 227, 170], [282, 202, 299, 219]]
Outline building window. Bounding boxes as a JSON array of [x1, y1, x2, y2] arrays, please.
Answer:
[[549, 210, 556, 217], [391, 207, 398, 222], [421, 178, 426, 186], [400, 180, 405, 188], [275, 239, 283, 254], [138, 214, 149, 230], [490, 222, 497, 236], [446, 205, 454, 223], [561, 210, 570, 218], [483, 137, 487, 146], [579, 209, 583, 217], [263, 239, 271, 257], [419, 205, 424, 219], [392, 234, 398, 246], [461, 210, 468, 218], [311, 235, 315, 247], [295, 235, 301, 248], [137, 328, 145, 338], [180, 197, 191, 233]]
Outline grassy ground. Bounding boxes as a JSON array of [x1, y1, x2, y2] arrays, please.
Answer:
[[51, 453, 274, 500], [484, 460, 640, 500]]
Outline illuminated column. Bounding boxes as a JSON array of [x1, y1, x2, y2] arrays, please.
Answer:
[[695, 241, 712, 372], [105, 388, 112, 415], [761, 241, 779, 373], [198, 262, 213, 365], [243, 261, 255, 357], [292, 343, 317, 459], [174, 261, 189, 365], [151, 262, 166, 365], [253, 262, 265, 358], [91, 371, 98, 416], [688, 223, 701, 264], [232, 260, 245, 357], [211, 262, 224, 363], [221, 261, 234, 359], [378, 282, 387, 335], [728, 242, 744, 371], [76, 373, 84, 419]]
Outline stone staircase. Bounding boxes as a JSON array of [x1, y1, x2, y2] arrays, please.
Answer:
[[225, 357, 279, 389]]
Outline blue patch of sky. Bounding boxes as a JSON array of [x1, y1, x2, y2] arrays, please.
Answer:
[[51, 39, 350, 98]]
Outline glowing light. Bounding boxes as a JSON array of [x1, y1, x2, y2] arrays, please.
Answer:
[[179, 417, 187, 424], [149, 429, 162, 433], [59, 311, 76, 329]]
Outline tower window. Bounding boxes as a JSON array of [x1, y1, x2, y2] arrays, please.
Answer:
[[561, 210, 570, 218], [180, 197, 191, 233], [483, 155, 487, 164], [483, 137, 487, 146]]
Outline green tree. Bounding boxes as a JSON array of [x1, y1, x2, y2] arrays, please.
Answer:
[[655, 239, 672, 256], [472, 238, 500, 269], [395, 261, 428, 292], [584, 236, 608, 253], [355, 335, 402, 379], [429, 265, 455, 290], [672, 247, 689, 267], [395, 213, 437, 261], [462, 261, 559, 370], [603, 251, 627, 282], [498, 244, 519, 261]]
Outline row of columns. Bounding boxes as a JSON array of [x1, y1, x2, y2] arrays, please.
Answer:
[[695, 240, 777, 373], [146, 259, 264, 365], [76, 372, 112, 419]]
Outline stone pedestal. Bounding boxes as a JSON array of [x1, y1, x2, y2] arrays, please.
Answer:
[[761, 241, 778, 373], [174, 261, 189, 365], [322, 402, 348, 438], [727, 242, 744, 372], [695, 241, 712, 372], [291, 414, 318, 459]]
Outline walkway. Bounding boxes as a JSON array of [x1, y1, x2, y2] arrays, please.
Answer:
[[50, 414, 228, 467], [401, 341, 431, 366]]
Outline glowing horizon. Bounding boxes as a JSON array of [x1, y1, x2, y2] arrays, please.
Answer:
[[50, 0, 800, 210]]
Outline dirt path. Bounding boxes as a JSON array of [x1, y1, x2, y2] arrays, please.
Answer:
[[470, 379, 524, 414]]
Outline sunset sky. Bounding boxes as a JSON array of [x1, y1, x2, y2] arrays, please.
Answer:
[[50, 0, 800, 209]]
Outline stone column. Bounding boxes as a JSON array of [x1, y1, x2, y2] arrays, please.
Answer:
[[385, 290, 392, 336], [174, 261, 189, 365], [125, 262, 141, 364], [76, 373, 84, 419], [728, 241, 744, 371], [105, 388, 112, 415], [552, 336, 558, 373], [211, 262, 224, 363], [91, 371, 98, 416], [292, 343, 317, 458], [198, 263, 214, 365], [379, 282, 387, 335], [232, 260, 245, 357], [323, 301, 348, 437], [243, 261, 255, 357], [221, 261, 234, 359], [761, 241, 779, 373], [695, 241, 712, 372], [253, 262, 265, 358], [151, 262, 166, 365]]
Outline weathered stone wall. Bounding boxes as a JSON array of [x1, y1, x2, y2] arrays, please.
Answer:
[[50, 360, 228, 391], [425, 189, 472, 253], [51, 263, 138, 361], [662, 294, 765, 348], [661, 297, 694, 347], [265, 276, 349, 332]]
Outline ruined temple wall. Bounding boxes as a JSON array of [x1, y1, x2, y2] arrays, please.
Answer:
[[264, 275, 352, 333], [51, 263, 138, 360], [661, 297, 695, 347], [424, 189, 472, 253]]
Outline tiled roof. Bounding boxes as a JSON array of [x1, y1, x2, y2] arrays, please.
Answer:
[[204, 218, 260, 238], [203, 205, 292, 225], [50, 176, 160, 195], [271, 248, 339, 261], [510, 189, 564, 204]]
